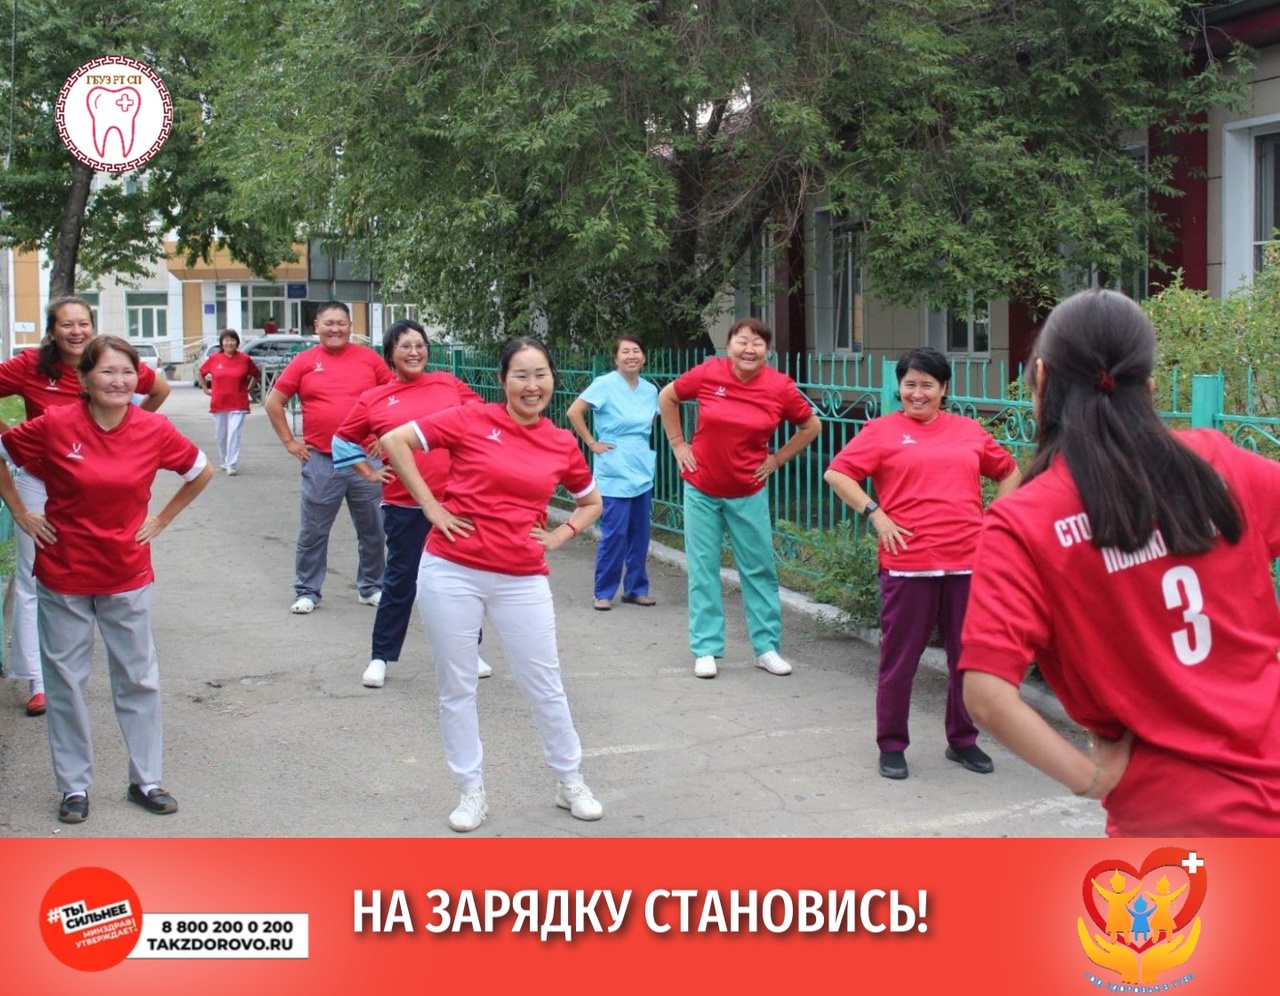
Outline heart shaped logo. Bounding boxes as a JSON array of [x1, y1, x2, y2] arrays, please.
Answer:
[[1081, 846, 1207, 954]]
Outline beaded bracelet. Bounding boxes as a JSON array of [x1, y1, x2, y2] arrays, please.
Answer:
[[564, 521, 579, 538]]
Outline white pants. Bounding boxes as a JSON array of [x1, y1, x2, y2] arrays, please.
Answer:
[[417, 553, 582, 788], [212, 410, 248, 469], [8, 468, 45, 685]]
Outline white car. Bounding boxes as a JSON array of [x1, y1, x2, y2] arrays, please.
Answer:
[[132, 342, 161, 370]]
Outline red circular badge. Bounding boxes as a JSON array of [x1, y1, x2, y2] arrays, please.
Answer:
[[39, 866, 143, 971]]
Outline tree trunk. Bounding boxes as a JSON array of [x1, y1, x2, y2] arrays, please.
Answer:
[[47, 160, 95, 297]]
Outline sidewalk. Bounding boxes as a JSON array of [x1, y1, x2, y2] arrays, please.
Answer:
[[0, 383, 1103, 838]]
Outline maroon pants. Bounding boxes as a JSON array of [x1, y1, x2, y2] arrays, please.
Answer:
[[876, 571, 979, 753]]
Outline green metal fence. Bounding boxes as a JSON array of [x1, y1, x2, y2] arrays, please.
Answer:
[[428, 347, 1280, 598]]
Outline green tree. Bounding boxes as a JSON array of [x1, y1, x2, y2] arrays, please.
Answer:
[[210, 0, 1248, 348], [0, 0, 295, 296]]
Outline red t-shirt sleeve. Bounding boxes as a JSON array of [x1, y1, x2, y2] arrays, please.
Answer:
[[374, 359, 394, 386], [156, 417, 201, 475], [977, 429, 1018, 481], [671, 361, 708, 402], [334, 394, 372, 448], [0, 352, 32, 396], [780, 379, 816, 426], [0, 415, 47, 469], [245, 357, 261, 380], [198, 356, 213, 380], [455, 378, 485, 406], [1218, 436, 1280, 558], [136, 364, 157, 394], [827, 423, 881, 481], [562, 444, 594, 497], [272, 352, 306, 398], [959, 504, 1050, 685], [417, 403, 467, 450]]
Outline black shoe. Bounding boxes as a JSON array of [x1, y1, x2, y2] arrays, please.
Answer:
[[58, 793, 89, 823], [878, 750, 909, 780], [946, 744, 995, 774], [128, 784, 179, 814]]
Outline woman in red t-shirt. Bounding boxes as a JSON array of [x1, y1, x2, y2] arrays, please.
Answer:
[[825, 346, 1020, 782], [381, 337, 603, 833], [657, 318, 821, 680], [961, 288, 1280, 836], [0, 337, 211, 825], [0, 296, 170, 718], [199, 329, 260, 476]]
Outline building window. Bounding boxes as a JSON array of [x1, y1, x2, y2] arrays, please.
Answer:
[[747, 231, 775, 327], [813, 210, 865, 352], [927, 296, 989, 356], [1256, 133, 1280, 272], [126, 293, 167, 339]]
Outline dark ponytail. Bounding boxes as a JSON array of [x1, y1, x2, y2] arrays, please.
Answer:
[[1026, 288, 1241, 554]]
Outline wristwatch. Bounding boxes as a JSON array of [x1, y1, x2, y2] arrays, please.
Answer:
[[861, 500, 880, 518]]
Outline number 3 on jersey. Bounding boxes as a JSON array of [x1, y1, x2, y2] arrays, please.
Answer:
[[1162, 565, 1212, 665]]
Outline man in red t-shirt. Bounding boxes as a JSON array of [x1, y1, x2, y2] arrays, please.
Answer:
[[263, 317, 278, 336], [264, 302, 392, 614]]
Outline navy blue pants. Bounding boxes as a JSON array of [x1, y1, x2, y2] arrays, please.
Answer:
[[593, 490, 653, 600], [371, 504, 431, 662]]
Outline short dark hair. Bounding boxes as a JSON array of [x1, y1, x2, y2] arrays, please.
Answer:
[[383, 319, 428, 369], [614, 334, 645, 357], [314, 301, 351, 322], [219, 329, 241, 348], [726, 318, 772, 348], [39, 295, 96, 379], [1028, 288, 1241, 554], [895, 347, 951, 386], [498, 336, 557, 390]]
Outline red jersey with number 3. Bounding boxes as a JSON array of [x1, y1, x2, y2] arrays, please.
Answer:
[[0, 402, 203, 596], [416, 403, 594, 576], [671, 357, 815, 499], [960, 429, 1280, 836]]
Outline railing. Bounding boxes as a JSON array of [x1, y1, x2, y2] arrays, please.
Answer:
[[428, 348, 1280, 601]]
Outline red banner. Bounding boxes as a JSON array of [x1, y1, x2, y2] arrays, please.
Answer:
[[0, 838, 1266, 994]]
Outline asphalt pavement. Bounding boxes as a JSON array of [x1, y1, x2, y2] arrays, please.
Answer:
[[0, 380, 1105, 838]]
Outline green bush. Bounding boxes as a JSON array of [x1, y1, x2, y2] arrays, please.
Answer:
[[777, 519, 882, 629]]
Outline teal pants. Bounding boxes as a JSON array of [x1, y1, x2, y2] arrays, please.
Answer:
[[683, 484, 783, 658]]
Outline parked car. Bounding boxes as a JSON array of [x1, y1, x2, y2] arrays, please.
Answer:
[[132, 342, 161, 370], [241, 334, 318, 400], [191, 342, 222, 386]]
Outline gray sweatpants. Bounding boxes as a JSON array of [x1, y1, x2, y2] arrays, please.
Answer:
[[36, 582, 163, 795], [294, 453, 385, 602]]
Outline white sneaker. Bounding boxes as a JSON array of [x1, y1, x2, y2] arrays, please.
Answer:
[[555, 776, 603, 821], [477, 657, 493, 679], [448, 785, 488, 832], [755, 650, 793, 676], [358, 590, 382, 607], [362, 659, 387, 688], [694, 655, 717, 679], [226, 466, 238, 476], [290, 596, 316, 614]]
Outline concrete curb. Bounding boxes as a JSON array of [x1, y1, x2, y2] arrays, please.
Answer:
[[548, 507, 1071, 726]]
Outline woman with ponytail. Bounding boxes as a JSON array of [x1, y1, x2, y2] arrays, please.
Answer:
[[961, 288, 1280, 836]]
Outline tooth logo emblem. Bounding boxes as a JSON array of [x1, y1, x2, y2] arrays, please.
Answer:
[[55, 57, 172, 173], [86, 86, 142, 158]]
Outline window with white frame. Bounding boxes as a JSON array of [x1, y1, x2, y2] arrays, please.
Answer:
[[78, 291, 100, 328], [126, 292, 167, 339], [927, 296, 989, 356], [814, 210, 865, 352], [747, 230, 775, 327], [1256, 132, 1280, 271]]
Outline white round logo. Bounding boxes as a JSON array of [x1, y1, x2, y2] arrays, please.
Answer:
[[55, 57, 172, 173]]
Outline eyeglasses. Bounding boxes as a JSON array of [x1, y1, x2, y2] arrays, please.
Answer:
[[395, 342, 427, 353]]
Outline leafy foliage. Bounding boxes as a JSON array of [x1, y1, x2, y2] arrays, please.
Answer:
[[206, 0, 1248, 349], [1143, 246, 1280, 418], [0, 0, 296, 293]]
